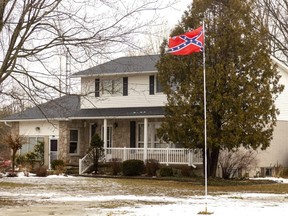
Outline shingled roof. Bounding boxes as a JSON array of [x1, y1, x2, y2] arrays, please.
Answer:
[[2, 95, 81, 121], [2, 54, 165, 121], [2, 95, 164, 121], [72, 54, 159, 77]]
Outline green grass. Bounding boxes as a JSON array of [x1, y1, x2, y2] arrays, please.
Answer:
[[0, 182, 33, 188]]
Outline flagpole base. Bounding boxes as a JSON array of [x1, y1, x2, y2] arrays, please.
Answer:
[[197, 203, 213, 215]]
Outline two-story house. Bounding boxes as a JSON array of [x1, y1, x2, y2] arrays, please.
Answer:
[[1, 55, 202, 173], [1, 54, 288, 177]]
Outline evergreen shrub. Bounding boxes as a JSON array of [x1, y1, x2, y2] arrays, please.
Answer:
[[51, 160, 65, 170], [122, 159, 144, 176], [159, 166, 173, 177]]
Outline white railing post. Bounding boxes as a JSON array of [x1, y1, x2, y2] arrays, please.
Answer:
[[104, 119, 107, 158], [188, 150, 192, 166], [79, 159, 82, 174], [124, 147, 127, 161], [166, 147, 169, 166], [144, 118, 148, 162]]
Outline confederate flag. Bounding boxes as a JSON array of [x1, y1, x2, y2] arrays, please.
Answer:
[[168, 26, 204, 55]]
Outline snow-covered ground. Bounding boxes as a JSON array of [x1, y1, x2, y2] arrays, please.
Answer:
[[0, 174, 287, 216]]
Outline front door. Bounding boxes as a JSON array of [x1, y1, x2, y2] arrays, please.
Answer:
[[49, 139, 58, 168]]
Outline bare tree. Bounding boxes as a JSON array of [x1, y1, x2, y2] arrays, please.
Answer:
[[255, 0, 288, 65], [3, 134, 26, 173], [218, 149, 258, 179], [0, 0, 172, 108]]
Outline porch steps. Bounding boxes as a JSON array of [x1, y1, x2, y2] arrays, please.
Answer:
[[65, 165, 80, 175]]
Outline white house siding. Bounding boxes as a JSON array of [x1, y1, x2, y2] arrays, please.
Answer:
[[19, 121, 59, 167], [19, 121, 59, 136], [80, 74, 167, 109], [256, 120, 288, 168], [275, 67, 288, 121]]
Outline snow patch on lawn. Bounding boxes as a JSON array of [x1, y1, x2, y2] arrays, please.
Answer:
[[250, 177, 288, 183]]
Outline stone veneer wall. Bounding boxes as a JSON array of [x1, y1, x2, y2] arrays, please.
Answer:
[[58, 121, 69, 163]]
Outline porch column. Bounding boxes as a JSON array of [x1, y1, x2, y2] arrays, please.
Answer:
[[144, 118, 148, 162], [104, 118, 107, 156]]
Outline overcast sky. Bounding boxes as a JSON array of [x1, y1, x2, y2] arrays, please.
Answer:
[[165, 0, 192, 28]]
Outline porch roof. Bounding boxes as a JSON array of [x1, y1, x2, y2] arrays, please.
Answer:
[[72, 106, 165, 119], [1, 94, 165, 122], [1, 95, 81, 121]]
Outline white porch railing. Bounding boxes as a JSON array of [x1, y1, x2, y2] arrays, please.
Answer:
[[78, 148, 95, 174], [79, 147, 203, 174]]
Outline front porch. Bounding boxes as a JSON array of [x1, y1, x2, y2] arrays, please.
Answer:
[[79, 147, 203, 174]]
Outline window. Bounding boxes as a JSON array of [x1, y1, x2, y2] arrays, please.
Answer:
[[265, 167, 273, 177], [138, 124, 145, 147], [123, 77, 128, 96], [102, 78, 123, 96], [101, 126, 112, 148], [95, 79, 100, 97], [156, 76, 163, 93], [69, 129, 79, 154], [149, 75, 155, 95], [95, 77, 128, 97], [21, 137, 44, 155], [149, 75, 163, 94], [137, 122, 166, 148]]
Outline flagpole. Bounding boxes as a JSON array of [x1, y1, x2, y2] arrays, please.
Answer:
[[202, 20, 208, 212]]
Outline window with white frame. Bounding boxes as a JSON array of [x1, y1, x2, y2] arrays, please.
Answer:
[[156, 76, 163, 93], [137, 123, 166, 148], [21, 137, 44, 155], [69, 129, 79, 154], [101, 126, 112, 148], [149, 75, 163, 95], [101, 78, 123, 96]]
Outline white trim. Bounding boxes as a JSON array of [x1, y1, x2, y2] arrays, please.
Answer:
[[0, 118, 69, 122], [271, 56, 288, 74], [144, 118, 148, 161], [70, 115, 164, 120], [103, 119, 107, 151], [101, 124, 113, 148], [48, 137, 58, 170], [72, 70, 158, 78]]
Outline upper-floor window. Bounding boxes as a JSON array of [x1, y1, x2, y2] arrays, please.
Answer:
[[149, 75, 163, 95], [95, 77, 128, 97]]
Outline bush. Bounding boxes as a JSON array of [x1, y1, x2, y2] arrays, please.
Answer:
[[35, 166, 48, 177], [280, 168, 288, 178], [159, 166, 173, 177], [110, 158, 122, 175], [180, 166, 191, 177], [122, 159, 145, 176], [51, 160, 65, 170], [145, 159, 159, 176]]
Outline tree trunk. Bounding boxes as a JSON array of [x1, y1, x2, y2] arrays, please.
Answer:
[[203, 147, 220, 178], [12, 151, 16, 173], [210, 147, 220, 178]]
